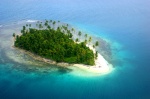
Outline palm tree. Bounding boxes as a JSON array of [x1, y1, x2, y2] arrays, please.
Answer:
[[93, 45, 95, 48], [47, 25, 51, 30], [78, 31, 82, 41], [95, 51, 98, 59], [21, 26, 26, 34], [95, 41, 99, 59], [12, 33, 16, 38], [67, 30, 71, 36], [36, 23, 38, 27], [95, 41, 99, 47], [75, 38, 79, 42], [66, 24, 69, 27], [71, 28, 74, 34], [68, 33, 73, 38], [53, 21, 56, 29], [49, 20, 52, 26], [57, 26, 60, 30], [39, 24, 43, 29], [88, 36, 92, 45], [84, 39, 87, 45], [25, 24, 29, 31], [23, 26, 26, 31], [85, 34, 88, 39], [29, 24, 31, 27], [63, 26, 68, 33], [45, 20, 48, 23], [50, 20, 52, 23], [44, 22, 48, 27]]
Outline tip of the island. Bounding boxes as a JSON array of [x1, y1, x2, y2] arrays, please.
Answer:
[[69, 45, 114, 76]]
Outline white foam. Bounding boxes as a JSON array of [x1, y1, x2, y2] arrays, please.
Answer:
[[26, 20, 38, 23]]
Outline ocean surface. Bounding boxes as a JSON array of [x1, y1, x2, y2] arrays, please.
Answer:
[[0, 0, 150, 99]]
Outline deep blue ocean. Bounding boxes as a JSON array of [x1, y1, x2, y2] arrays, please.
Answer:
[[0, 0, 150, 99]]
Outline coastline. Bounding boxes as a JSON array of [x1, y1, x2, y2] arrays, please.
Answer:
[[12, 43, 113, 75], [72, 44, 114, 74]]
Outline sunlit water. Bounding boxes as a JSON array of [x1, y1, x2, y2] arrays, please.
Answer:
[[0, 0, 150, 99]]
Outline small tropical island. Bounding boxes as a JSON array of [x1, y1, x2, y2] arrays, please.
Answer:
[[12, 20, 113, 75]]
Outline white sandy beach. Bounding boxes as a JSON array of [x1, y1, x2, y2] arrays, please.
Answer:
[[12, 43, 113, 75], [72, 45, 113, 74]]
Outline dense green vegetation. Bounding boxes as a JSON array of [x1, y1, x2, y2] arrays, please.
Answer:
[[14, 20, 98, 65]]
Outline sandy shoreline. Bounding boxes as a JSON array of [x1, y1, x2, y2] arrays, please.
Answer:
[[12, 35, 113, 75], [12, 44, 113, 75], [71, 45, 113, 74]]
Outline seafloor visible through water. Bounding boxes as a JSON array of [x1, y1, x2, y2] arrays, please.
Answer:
[[0, 0, 150, 99]]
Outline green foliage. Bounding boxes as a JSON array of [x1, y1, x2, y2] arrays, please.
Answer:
[[84, 39, 87, 44], [93, 45, 95, 48], [89, 36, 92, 42], [95, 51, 98, 59], [23, 26, 26, 31], [75, 38, 79, 42], [78, 31, 82, 36], [85, 34, 88, 39], [14, 21, 95, 65], [95, 41, 99, 46], [12, 33, 15, 37]]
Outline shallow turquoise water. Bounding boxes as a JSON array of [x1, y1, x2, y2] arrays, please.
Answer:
[[0, 0, 150, 99]]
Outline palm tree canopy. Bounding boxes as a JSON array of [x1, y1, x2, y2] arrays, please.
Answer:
[[89, 36, 92, 42], [85, 34, 88, 38], [95, 41, 99, 46], [75, 38, 79, 42], [78, 31, 82, 36]]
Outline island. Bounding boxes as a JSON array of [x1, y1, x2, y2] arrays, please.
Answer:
[[13, 20, 113, 75]]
